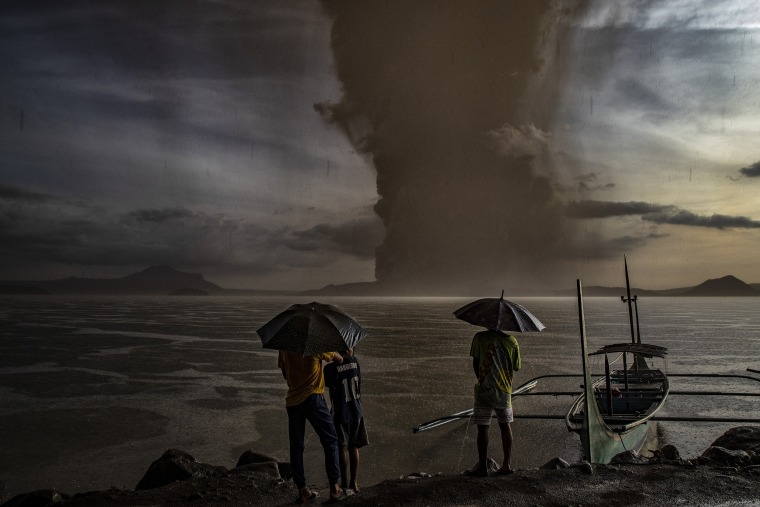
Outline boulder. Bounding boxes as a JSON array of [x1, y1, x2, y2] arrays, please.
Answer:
[[1, 489, 68, 507], [236, 451, 278, 467], [571, 460, 594, 475], [135, 449, 227, 491], [236, 450, 291, 479], [610, 450, 649, 465], [659, 444, 681, 462], [650, 444, 683, 465], [700, 446, 751, 467], [540, 457, 570, 470], [232, 461, 281, 479], [710, 426, 760, 454]]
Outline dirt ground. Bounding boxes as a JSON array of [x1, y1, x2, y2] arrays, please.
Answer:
[[8, 462, 758, 507]]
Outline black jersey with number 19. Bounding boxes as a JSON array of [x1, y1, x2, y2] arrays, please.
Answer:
[[324, 356, 363, 424]]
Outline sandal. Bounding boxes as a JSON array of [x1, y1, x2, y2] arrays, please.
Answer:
[[295, 491, 318, 504]]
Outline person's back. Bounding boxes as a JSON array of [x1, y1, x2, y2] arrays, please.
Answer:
[[471, 329, 521, 407], [325, 353, 363, 423], [324, 349, 368, 493], [279, 351, 333, 407], [467, 329, 521, 477]]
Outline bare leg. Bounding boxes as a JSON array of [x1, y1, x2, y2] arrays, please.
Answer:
[[476, 425, 489, 471], [339, 446, 349, 489], [349, 447, 360, 491], [498, 422, 513, 471]]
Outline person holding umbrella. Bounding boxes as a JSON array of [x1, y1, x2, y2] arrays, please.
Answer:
[[257, 302, 368, 504], [278, 349, 345, 503], [454, 291, 544, 477]]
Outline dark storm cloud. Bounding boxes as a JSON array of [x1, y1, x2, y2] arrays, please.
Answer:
[[0, 183, 57, 202], [564, 200, 670, 218], [566, 200, 760, 229], [129, 207, 198, 223], [739, 161, 760, 178], [285, 217, 384, 259], [0, 1, 322, 81], [575, 173, 615, 193], [320, 0, 591, 292], [643, 209, 760, 229], [0, 185, 379, 280]]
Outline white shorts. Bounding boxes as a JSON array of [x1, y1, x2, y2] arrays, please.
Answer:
[[473, 403, 514, 426]]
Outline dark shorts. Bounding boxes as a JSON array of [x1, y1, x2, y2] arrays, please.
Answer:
[[335, 417, 369, 449]]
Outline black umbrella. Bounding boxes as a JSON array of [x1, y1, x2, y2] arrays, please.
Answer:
[[453, 291, 545, 333], [257, 302, 368, 356]]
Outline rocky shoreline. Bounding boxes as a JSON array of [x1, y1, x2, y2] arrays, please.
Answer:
[[2, 427, 759, 507]]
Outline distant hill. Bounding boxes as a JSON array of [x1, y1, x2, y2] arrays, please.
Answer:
[[681, 275, 760, 297], [0, 266, 223, 295], [168, 287, 210, 296], [306, 275, 760, 298], [549, 275, 759, 298], [300, 281, 396, 297], [550, 285, 658, 298]]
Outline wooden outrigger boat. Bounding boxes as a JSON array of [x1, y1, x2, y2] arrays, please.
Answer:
[[413, 258, 760, 463], [567, 276, 670, 464]]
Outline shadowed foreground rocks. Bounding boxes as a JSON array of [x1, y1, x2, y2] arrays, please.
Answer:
[[2, 427, 760, 507]]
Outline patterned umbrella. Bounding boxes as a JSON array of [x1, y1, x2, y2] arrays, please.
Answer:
[[453, 291, 545, 333], [257, 302, 368, 356]]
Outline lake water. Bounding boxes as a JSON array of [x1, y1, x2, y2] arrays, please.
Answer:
[[1, 295, 759, 498]]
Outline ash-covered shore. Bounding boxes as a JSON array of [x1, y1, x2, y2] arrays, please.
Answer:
[[2, 427, 759, 507]]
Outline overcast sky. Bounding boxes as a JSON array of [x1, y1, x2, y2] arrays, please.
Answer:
[[1, 0, 759, 293]]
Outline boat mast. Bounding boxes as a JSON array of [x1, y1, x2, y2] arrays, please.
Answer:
[[623, 255, 636, 345], [577, 279, 594, 462]]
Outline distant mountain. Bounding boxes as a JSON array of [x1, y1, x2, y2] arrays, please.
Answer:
[[0, 266, 223, 295], [306, 275, 760, 298], [300, 281, 396, 297], [681, 275, 760, 297], [168, 287, 210, 296], [550, 285, 658, 298]]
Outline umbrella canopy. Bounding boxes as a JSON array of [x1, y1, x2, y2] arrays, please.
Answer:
[[257, 302, 368, 356], [453, 291, 545, 333]]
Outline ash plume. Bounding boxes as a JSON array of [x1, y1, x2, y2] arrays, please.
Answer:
[[319, 1, 589, 294]]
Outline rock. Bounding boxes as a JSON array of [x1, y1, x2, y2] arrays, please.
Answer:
[[700, 446, 751, 467], [540, 457, 570, 470], [135, 449, 228, 491], [710, 426, 760, 454], [660, 445, 681, 462], [236, 450, 291, 479], [232, 461, 281, 479], [404, 472, 432, 479], [236, 451, 278, 467], [571, 460, 594, 475], [610, 450, 649, 465], [651, 445, 683, 465], [2, 489, 68, 507]]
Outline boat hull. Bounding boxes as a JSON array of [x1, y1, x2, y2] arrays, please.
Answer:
[[579, 418, 657, 464]]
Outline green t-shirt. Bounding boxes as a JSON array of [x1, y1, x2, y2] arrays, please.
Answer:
[[469, 330, 521, 408]]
